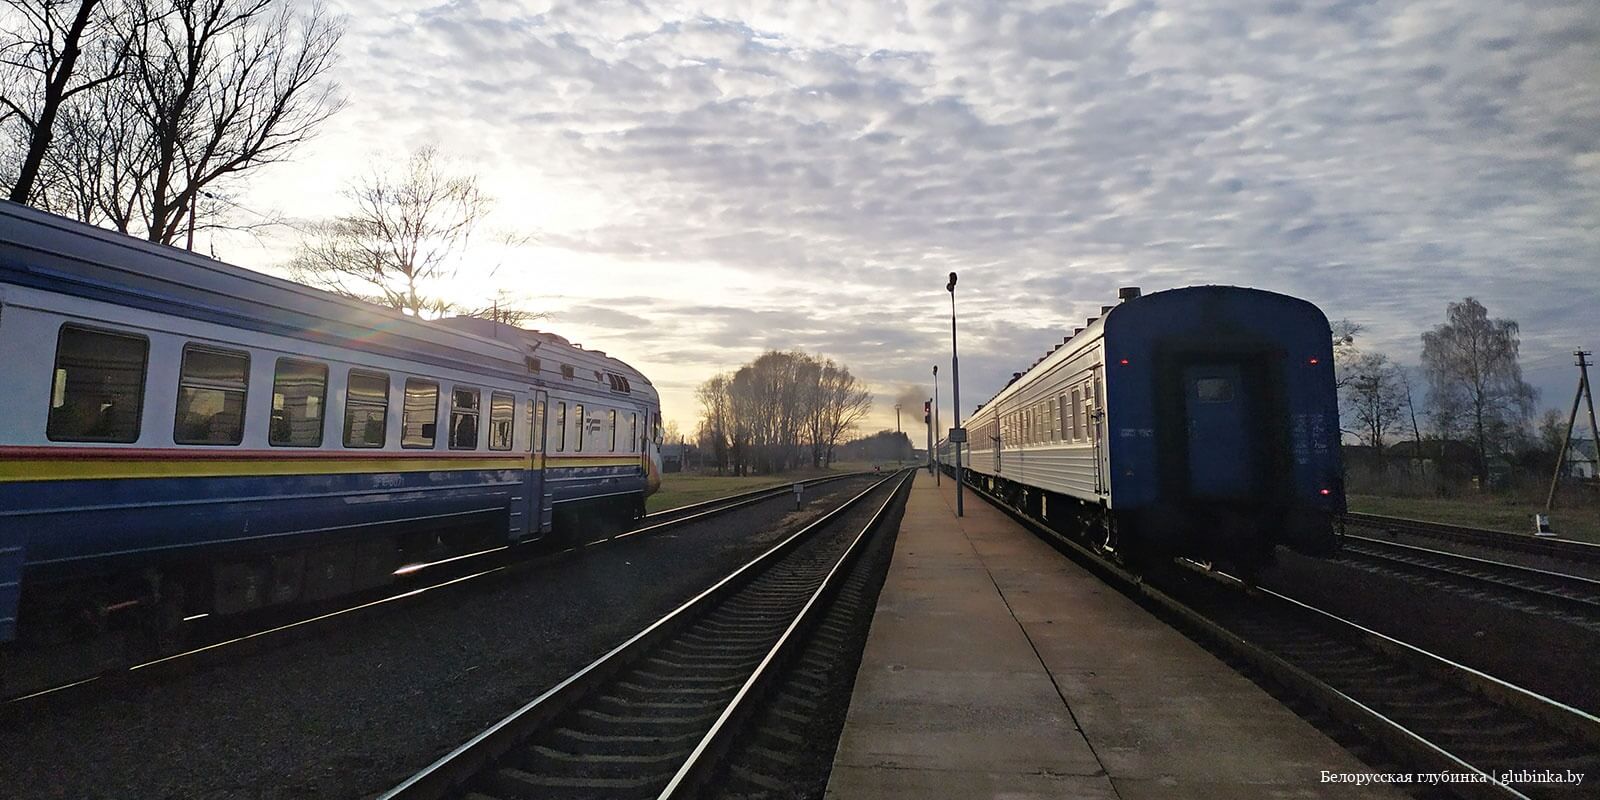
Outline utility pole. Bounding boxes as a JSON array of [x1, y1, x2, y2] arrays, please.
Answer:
[[947, 272, 964, 517], [1545, 350, 1598, 525], [933, 365, 941, 486], [925, 399, 934, 474]]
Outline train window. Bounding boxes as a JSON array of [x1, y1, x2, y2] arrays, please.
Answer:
[[1058, 394, 1068, 443], [48, 324, 149, 443], [450, 388, 480, 450], [269, 359, 327, 447], [1070, 388, 1082, 441], [1196, 377, 1234, 403], [555, 402, 567, 452], [574, 404, 585, 450], [342, 370, 389, 448], [402, 380, 438, 448], [608, 410, 617, 451], [174, 344, 249, 445], [532, 399, 545, 454], [488, 392, 514, 451], [630, 413, 638, 453], [1047, 398, 1057, 442]]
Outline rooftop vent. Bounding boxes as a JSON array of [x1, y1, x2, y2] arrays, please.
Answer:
[[1074, 326, 1084, 335], [1118, 286, 1142, 301], [1100, 305, 1114, 315]]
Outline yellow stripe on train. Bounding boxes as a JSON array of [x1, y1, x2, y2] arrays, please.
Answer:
[[0, 454, 644, 482]]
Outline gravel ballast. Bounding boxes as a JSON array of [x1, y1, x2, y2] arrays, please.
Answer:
[[0, 476, 885, 800]]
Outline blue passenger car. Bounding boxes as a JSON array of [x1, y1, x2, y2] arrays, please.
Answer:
[[0, 202, 662, 646], [948, 285, 1342, 571]]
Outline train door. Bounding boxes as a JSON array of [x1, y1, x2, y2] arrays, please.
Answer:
[[526, 389, 552, 537], [1182, 364, 1253, 499], [1090, 368, 1108, 496]]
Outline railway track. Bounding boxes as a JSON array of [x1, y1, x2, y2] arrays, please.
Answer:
[[1337, 534, 1600, 627], [1345, 513, 1600, 567], [1, 471, 871, 707], [380, 469, 913, 800], [971, 482, 1600, 800]]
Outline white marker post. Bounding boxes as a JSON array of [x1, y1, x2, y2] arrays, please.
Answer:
[[794, 482, 804, 510]]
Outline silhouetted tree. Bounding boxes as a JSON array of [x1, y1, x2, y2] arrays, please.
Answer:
[[1420, 297, 1536, 486], [1, 0, 133, 204], [290, 146, 490, 317], [11, 0, 344, 244], [1342, 352, 1404, 455]]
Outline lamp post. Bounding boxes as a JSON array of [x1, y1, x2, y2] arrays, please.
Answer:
[[947, 272, 964, 517], [894, 402, 902, 467], [933, 365, 941, 485]]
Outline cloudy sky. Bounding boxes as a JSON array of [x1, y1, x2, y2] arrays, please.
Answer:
[[215, 0, 1600, 437]]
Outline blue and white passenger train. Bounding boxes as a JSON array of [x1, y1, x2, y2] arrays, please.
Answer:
[[0, 202, 662, 647], [937, 285, 1344, 572]]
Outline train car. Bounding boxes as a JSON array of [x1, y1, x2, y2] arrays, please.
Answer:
[[0, 201, 661, 648], [942, 285, 1342, 572]]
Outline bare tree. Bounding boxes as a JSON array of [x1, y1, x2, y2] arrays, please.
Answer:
[[462, 288, 545, 327], [1395, 364, 1425, 462], [1329, 318, 1363, 390], [1420, 297, 1536, 485], [696, 373, 734, 475], [290, 146, 490, 317], [1, 0, 132, 203], [815, 359, 871, 466], [1343, 352, 1404, 455], [696, 351, 871, 475], [13, 0, 344, 243]]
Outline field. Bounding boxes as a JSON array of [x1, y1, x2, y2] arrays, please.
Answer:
[[646, 461, 890, 513], [1348, 493, 1600, 544]]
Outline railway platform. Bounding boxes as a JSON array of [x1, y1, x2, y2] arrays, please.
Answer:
[[826, 471, 1400, 799]]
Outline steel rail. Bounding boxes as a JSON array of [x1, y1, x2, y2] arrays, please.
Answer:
[[1344, 512, 1600, 565], [641, 471, 868, 523], [1340, 534, 1600, 618], [964, 479, 1595, 800], [656, 469, 913, 798], [378, 470, 906, 800], [3, 472, 872, 708]]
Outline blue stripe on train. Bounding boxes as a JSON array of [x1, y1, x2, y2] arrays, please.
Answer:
[[2, 465, 642, 578], [0, 464, 646, 642]]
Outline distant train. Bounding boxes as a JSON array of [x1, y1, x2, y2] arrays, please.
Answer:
[[937, 285, 1343, 572], [0, 202, 662, 648]]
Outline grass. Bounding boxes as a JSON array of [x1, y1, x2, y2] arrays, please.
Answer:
[[646, 461, 887, 513], [1348, 493, 1600, 544]]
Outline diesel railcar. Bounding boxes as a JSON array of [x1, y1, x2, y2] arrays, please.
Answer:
[[938, 285, 1343, 572], [0, 202, 662, 648]]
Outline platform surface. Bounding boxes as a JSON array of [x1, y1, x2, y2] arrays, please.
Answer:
[[826, 471, 1398, 799]]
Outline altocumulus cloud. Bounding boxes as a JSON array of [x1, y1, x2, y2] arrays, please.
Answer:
[[253, 0, 1599, 426]]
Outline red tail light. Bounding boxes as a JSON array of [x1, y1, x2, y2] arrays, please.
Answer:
[[1318, 488, 1331, 496]]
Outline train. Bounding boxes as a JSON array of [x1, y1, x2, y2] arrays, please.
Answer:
[[936, 285, 1344, 573], [0, 201, 662, 649]]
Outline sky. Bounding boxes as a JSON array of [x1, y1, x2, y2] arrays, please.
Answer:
[[209, 0, 1600, 439]]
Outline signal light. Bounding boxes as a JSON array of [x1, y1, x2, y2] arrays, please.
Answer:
[[1319, 488, 1331, 496], [1118, 358, 1130, 366], [1308, 357, 1321, 365]]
